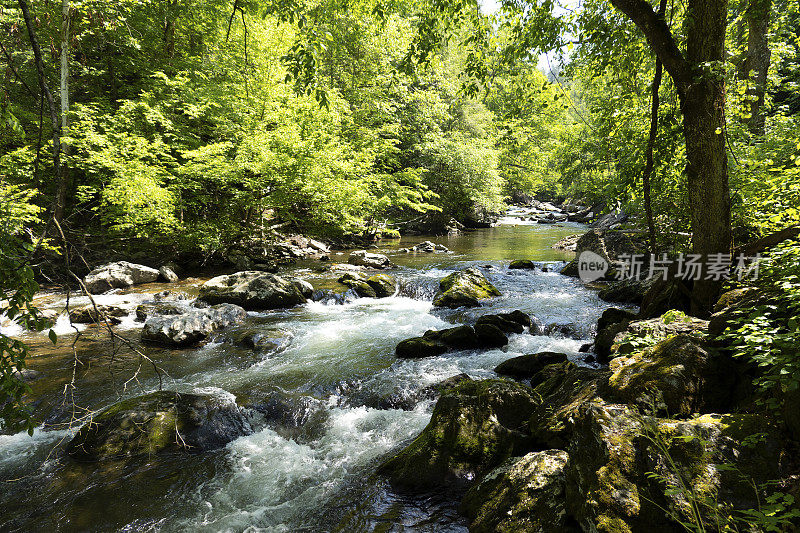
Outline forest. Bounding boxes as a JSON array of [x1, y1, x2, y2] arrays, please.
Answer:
[[1, 0, 800, 531]]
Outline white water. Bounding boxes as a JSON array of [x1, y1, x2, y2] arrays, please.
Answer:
[[0, 222, 606, 532]]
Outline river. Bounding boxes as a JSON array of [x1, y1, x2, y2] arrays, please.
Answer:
[[0, 214, 610, 532]]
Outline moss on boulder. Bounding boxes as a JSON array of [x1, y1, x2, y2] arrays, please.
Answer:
[[606, 334, 739, 416], [494, 352, 568, 379], [198, 271, 308, 310], [460, 450, 573, 533], [565, 401, 786, 532], [67, 391, 252, 462], [377, 379, 539, 490], [433, 267, 501, 308]]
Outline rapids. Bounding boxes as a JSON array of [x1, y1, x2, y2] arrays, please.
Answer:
[[0, 216, 611, 532]]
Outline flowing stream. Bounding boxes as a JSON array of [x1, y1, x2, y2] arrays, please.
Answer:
[[0, 215, 610, 532]]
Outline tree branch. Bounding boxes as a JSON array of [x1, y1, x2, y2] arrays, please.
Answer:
[[608, 0, 692, 94]]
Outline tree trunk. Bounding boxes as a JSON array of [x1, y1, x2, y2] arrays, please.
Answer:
[[683, 0, 731, 314], [610, 0, 732, 315], [642, 0, 668, 255], [60, 0, 71, 216], [742, 0, 772, 135], [18, 0, 65, 224]]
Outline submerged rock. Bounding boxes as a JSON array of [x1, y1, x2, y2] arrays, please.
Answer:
[[141, 304, 246, 347], [67, 391, 252, 462], [432, 267, 501, 308], [378, 379, 539, 490], [508, 259, 536, 270], [347, 250, 396, 269], [198, 271, 308, 310], [84, 261, 160, 294], [460, 450, 572, 533]]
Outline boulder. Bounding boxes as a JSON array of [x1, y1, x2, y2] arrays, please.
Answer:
[[69, 305, 129, 325], [601, 310, 708, 361], [528, 363, 610, 448], [135, 303, 184, 322], [84, 261, 160, 294], [348, 250, 396, 269], [559, 230, 642, 280], [158, 265, 179, 283], [66, 391, 252, 462], [551, 234, 581, 252], [460, 450, 572, 533], [433, 268, 501, 308], [366, 273, 396, 297], [141, 304, 246, 347], [424, 325, 481, 349], [566, 402, 785, 532], [606, 334, 740, 416], [337, 272, 377, 298], [598, 276, 656, 304], [494, 352, 568, 379], [289, 278, 314, 299], [378, 380, 539, 490], [227, 329, 293, 354], [395, 337, 449, 359], [589, 211, 628, 230], [197, 271, 308, 310], [474, 323, 509, 347], [509, 259, 536, 270], [476, 314, 525, 334]]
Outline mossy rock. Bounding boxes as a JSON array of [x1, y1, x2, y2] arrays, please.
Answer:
[[607, 334, 740, 416], [474, 323, 509, 347], [565, 401, 787, 532], [67, 391, 252, 462], [460, 450, 573, 533], [508, 259, 536, 270], [424, 325, 480, 349], [495, 352, 568, 379], [337, 272, 377, 298], [366, 273, 397, 297], [378, 379, 539, 490], [432, 268, 501, 308], [475, 314, 524, 334], [198, 271, 307, 310], [528, 363, 611, 448], [395, 337, 448, 358]]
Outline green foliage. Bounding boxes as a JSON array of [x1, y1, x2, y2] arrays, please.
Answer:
[[0, 182, 54, 434], [722, 241, 800, 405]]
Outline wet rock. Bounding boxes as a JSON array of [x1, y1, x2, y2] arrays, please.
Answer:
[[337, 272, 377, 298], [378, 379, 539, 490], [606, 334, 740, 416], [476, 314, 524, 334], [395, 337, 448, 359], [366, 273, 397, 297], [244, 392, 329, 442], [566, 402, 784, 532], [84, 261, 160, 294], [424, 325, 481, 349], [474, 323, 509, 347], [135, 303, 184, 322], [347, 250, 396, 269], [432, 267, 501, 308], [228, 329, 293, 354], [494, 352, 568, 379], [66, 391, 252, 462], [69, 305, 129, 325], [544, 323, 577, 338], [158, 265, 179, 283], [198, 271, 308, 310], [141, 304, 247, 347], [502, 310, 534, 329], [508, 259, 536, 270], [13, 368, 42, 382], [460, 450, 572, 533], [289, 278, 314, 299]]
